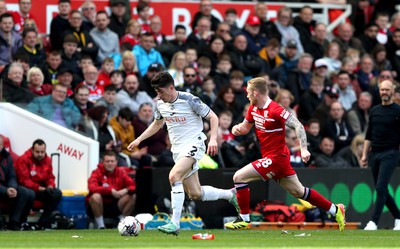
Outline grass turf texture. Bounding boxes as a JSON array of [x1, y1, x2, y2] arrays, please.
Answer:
[[0, 229, 399, 248]]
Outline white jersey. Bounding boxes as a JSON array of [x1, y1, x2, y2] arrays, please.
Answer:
[[154, 91, 210, 153]]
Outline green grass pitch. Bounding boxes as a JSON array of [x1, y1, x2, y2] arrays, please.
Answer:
[[0, 229, 399, 248]]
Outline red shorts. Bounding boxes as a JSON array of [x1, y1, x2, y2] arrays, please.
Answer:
[[251, 153, 296, 180]]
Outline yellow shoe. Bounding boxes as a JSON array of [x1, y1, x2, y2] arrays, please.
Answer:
[[335, 204, 346, 232], [224, 216, 251, 230]]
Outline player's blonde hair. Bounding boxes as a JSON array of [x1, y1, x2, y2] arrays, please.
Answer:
[[247, 77, 268, 95]]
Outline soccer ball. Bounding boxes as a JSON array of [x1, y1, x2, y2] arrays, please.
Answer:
[[118, 216, 141, 236]]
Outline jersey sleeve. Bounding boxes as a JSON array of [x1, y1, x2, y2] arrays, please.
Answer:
[[154, 102, 162, 120], [271, 104, 292, 123], [245, 105, 255, 123], [187, 94, 210, 118]]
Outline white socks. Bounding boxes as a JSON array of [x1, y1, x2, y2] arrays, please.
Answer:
[[95, 216, 105, 229], [201, 185, 232, 201], [328, 204, 337, 216], [171, 181, 184, 227]]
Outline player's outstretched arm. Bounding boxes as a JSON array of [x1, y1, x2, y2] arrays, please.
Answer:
[[286, 115, 310, 163], [205, 110, 218, 156], [232, 120, 253, 136], [127, 118, 165, 151]]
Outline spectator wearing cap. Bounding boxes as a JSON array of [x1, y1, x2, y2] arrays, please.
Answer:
[[285, 53, 314, 106], [108, 0, 128, 38], [115, 74, 154, 115], [90, 11, 120, 64], [50, 0, 71, 51], [293, 6, 316, 57], [312, 85, 339, 128], [0, 13, 23, 69], [313, 58, 332, 86], [139, 62, 163, 99], [274, 7, 304, 57], [191, 0, 220, 32], [332, 23, 365, 56], [27, 83, 81, 129], [298, 75, 324, 124], [241, 15, 267, 54], [16, 27, 46, 71], [273, 39, 299, 86], [333, 70, 357, 111], [133, 32, 165, 77], [62, 10, 98, 62], [57, 67, 74, 97]]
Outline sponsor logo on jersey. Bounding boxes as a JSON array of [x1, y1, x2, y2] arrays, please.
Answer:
[[164, 116, 187, 123]]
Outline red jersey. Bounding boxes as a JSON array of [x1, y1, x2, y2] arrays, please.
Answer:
[[15, 149, 55, 191], [246, 98, 291, 158], [97, 70, 110, 88], [10, 11, 36, 33], [87, 163, 136, 203]]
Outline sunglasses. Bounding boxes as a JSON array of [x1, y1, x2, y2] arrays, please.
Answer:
[[185, 74, 196, 78]]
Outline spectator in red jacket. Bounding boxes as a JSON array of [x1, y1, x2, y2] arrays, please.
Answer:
[[86, 151, 136, 229], [15, 139, 62, 229]]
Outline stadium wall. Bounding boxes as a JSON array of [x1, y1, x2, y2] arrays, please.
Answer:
[[0, 103, 99, 192]]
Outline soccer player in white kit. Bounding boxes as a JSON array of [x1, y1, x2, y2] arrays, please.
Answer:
[[127, 72, 239, 235]]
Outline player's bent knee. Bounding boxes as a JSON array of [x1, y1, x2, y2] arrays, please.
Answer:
[[187, 191, 202, 200]]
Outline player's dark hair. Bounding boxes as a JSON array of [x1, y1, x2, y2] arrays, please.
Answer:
[[151, 72, 174, 89]]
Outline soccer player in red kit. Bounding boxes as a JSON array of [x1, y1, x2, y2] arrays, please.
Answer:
[[224, 77, 346, 232]]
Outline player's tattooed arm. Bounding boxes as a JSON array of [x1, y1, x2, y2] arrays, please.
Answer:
[[286, 115, 308, 149]]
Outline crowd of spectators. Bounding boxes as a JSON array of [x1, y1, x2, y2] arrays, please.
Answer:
[[1, 0, 400, 172]]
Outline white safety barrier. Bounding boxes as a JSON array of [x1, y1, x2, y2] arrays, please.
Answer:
[[0, 103, 99, 191]]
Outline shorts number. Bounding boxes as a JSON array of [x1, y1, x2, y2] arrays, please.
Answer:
[[188, 146, 198, 156], [256, 157, 272, 168]]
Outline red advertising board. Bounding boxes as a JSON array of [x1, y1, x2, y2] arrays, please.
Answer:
[[5, 0, 285, 36]]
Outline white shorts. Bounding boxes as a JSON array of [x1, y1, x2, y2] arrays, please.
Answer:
[[172, 138, 206, 179]]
